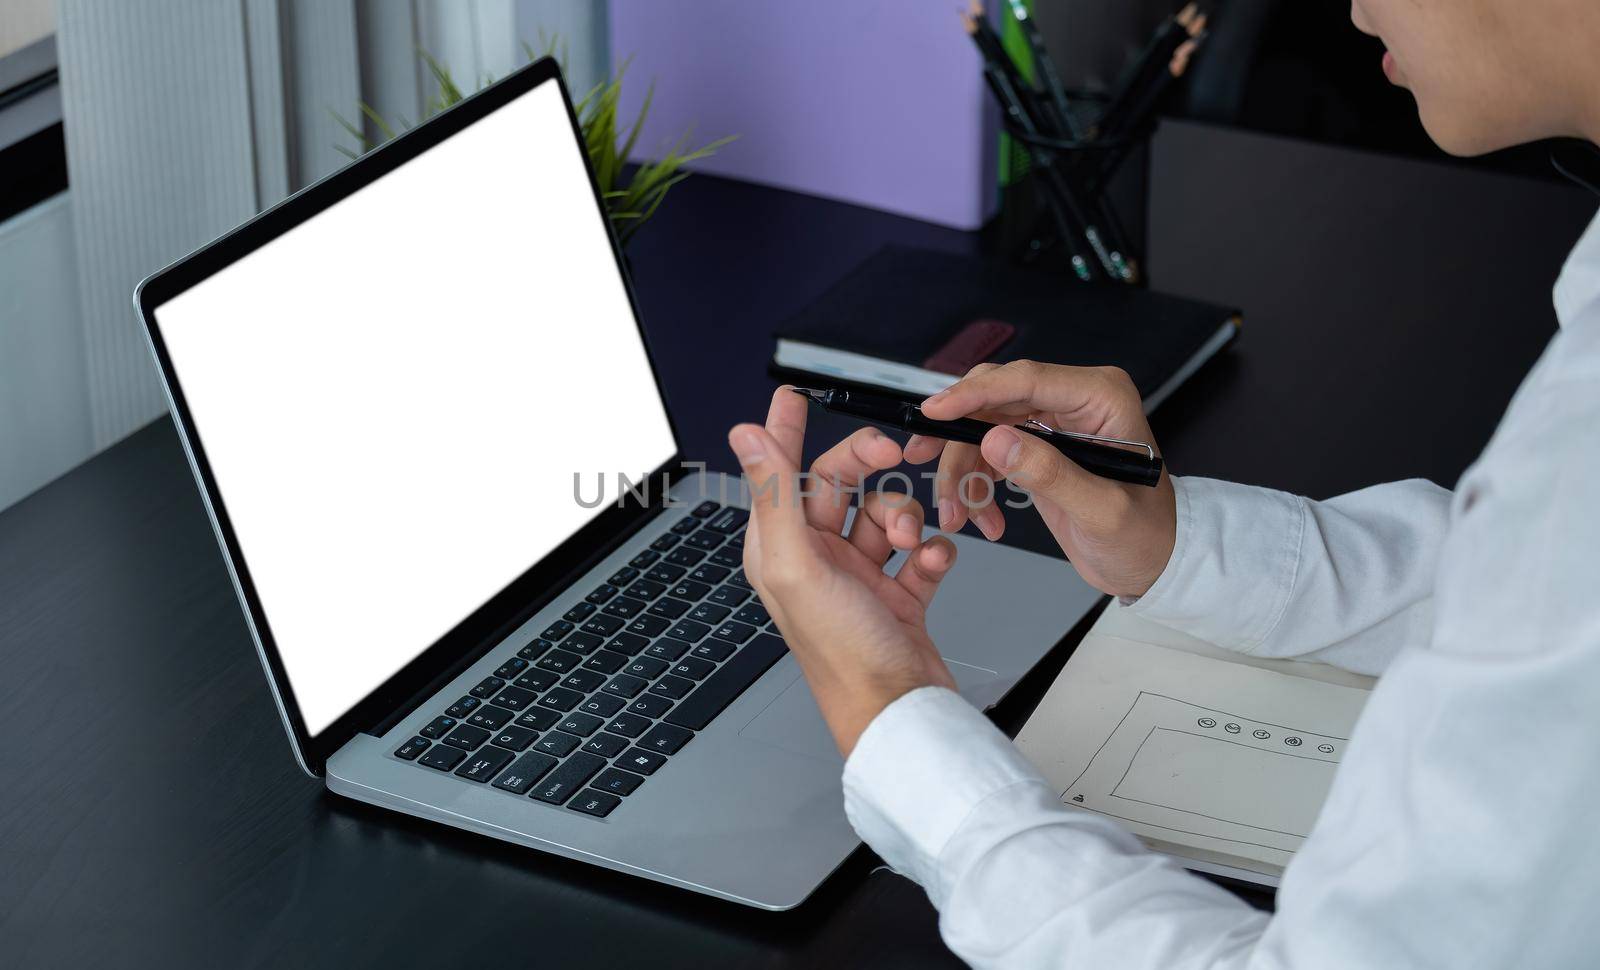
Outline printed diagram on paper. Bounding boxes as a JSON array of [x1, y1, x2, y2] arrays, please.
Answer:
[[1015, 615, 1372, 876]]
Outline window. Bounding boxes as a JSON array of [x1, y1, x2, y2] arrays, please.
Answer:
[[0, 0, 66, 222]]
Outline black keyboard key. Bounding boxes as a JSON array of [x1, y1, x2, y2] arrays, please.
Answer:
[[541, 620, 575, 641], [601, 674, 648, 699], [586, 584, 620, 605], [470, 675, 506, 699], [513, 668, 559, 692], [712, 621, 757, 644], [729, 569, 752, 589], [648, 675, 695, 700], [535, 649, 583, 674], [420, 715, 457, 739], [577, 693, 625, 718], [726, 530, 745, 549], [709, 548, 743, 569], [581, 614, 624, 637], [562, 669, 607, 693], [557, 711, 605, 737], [619, 748, 667, 775], [492, 751, 557, 794], [466, 705, 513, 731], [444, 696, 480, 718], [626, 578, 667, 600], [493, 657, 530, 679], [691, 638, 736, 662], [647, 597, 690, 620], [609, 566, 641, 586], [493, 685, 537, 711], [623, 656, 669, 679], [394, 736, 430, 760], [733, 602, 770, 626], [644, 563, 685, 584], [685, 530, 724, 550], [670, 657, 716, 680], [628, 550, 659, 569], [562, 631, 604, 655], [455, 745, 515, 782], [689, 563, 731, 585], [594, 767, 645, 796], [664, 547, 704, 567], [442, 724, 491, 750], [568, 789, 622, 818], [691, 500, 720, 518], [533, 731, 583, 758], [707, 506, 749, 533], [564, 602, 596, 622], [671, 516, 700, 535], [668, 580, 711, 602], [605, 632, 651, 656], [583, 649, 628, 674], [493, 725, 538, 751], [625, 615, 670, 638], [418, 745, 466, 771], [626, 695, 672, 718], [639, 723, 694, 755], [688, 602, 731, 625], [650, 534, 681, 551], [515, 708, 560, 731], [602, 596, 647, 619], [582, 732, 630, 758], [517, 638, 554, 661], [644, 637, 690, 662], [706, 584, 750, 607], [665, 635, 789, 730], [666, 619, 712, 642], [536, 686, 585, 712], [604, 712, 652, 738], [531, 752, 606, 804]]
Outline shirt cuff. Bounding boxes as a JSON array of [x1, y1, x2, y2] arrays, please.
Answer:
[[842, 686, 1050, 902], [1125, 475, 1306, 654]]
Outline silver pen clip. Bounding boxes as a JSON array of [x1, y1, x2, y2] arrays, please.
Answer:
[[1024, 418, 1156, 461]]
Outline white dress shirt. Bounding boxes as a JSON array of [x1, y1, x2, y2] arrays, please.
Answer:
[[842, 209, 1600, 969]]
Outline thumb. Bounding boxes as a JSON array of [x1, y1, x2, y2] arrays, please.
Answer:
[[728, 423, 807, 547], [980, 425, 1114, 516]]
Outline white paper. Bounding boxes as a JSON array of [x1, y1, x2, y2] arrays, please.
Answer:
[[1015, 611, 1372, 877]]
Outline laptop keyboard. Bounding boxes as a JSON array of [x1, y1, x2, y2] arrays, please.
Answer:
[[392, 501, 788, 819]]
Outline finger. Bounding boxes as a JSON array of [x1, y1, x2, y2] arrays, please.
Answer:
[[960, 456, 1007, 541], [856, 489, 925, 554], [894, 536, 957, 610], [979, 425, 1121, 519], [764, 386, 808, 471], [920, 360, 1122, 426], [729, 423, 807, 550], [902, 434, 946, 465], [845, 494, 894, 565], [934, 440, 982, 532], [806, 426, 902, 535]]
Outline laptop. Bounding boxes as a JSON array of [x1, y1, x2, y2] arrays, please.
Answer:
[[134, 58, 1103, 909]]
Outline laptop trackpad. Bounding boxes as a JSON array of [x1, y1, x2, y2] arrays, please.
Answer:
[[739, 658, 1006, 764]]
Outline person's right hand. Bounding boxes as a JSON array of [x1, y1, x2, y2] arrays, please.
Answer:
[[909, 361, 1177, 598]]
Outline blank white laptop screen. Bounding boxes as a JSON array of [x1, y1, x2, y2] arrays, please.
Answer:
[[152, 81, 677, 735]]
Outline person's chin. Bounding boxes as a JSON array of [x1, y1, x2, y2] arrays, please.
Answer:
[[1416, 106, 1513, 158]]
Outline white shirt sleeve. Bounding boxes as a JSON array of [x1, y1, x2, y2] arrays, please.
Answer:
[[1128, 476, 1452, 675]]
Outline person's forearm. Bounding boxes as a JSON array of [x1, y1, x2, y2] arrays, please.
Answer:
[[1128, 476, 1450, 676], [843, 688, 1270, 970]]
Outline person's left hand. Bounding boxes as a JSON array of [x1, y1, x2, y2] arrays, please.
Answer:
[[728, 387, 959, 757]]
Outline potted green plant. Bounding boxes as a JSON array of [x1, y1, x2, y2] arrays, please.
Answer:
[[336, 41, 734, 246]]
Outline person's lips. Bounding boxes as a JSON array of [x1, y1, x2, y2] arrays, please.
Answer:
[[1381, 49, 1405, 85]]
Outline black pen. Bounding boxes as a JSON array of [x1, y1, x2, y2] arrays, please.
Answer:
[[793, 386, 1163, 488]]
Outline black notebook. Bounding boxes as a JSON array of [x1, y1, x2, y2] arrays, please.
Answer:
[[771, 246, 1240, 410]]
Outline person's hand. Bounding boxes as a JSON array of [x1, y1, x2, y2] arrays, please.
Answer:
[[910, 361, 1177, 598], [727, 387, 959, 757]]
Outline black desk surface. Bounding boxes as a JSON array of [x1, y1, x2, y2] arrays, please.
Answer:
[[3, 124, 1594, 968]]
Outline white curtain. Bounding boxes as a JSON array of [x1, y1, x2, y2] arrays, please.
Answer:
[[54, 0, 608, 452]]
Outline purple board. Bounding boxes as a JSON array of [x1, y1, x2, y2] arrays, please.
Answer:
[[609, 0, 998, 229]]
